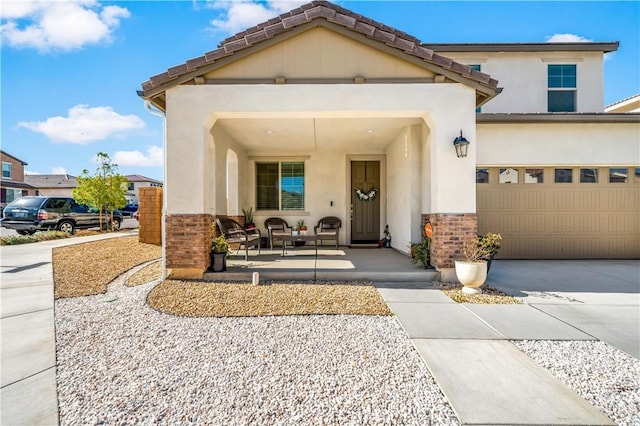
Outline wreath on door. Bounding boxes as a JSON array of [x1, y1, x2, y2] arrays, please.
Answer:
[[355, 187, 378, 202]]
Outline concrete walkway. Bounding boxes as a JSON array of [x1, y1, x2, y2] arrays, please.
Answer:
[[376, 259, 639, 425], [1, 232, 132, 426]]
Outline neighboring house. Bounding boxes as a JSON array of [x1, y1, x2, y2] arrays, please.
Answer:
[[0, 151, 36, 208], [605, 94, 640, 113], [24, 174, 78, 197], [125, 174, 163, 204], [138, 1, 639, 279]]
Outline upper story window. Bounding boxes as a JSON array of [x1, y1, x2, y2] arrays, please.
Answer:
[[127, 182, 134, 191], [548, 64, 576, 112], [256, 161, 305, 211], [2, 162, 11, 178], [469, 65, 482, 113]]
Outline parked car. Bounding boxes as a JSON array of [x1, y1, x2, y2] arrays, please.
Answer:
[[121, 204, 138, 217], [0, 196, 119, 235], [109, 209, 124, 230], [134, 210, 139, 221]]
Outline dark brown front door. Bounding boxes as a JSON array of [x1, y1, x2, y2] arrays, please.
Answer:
[[351, 161, 380, 243]]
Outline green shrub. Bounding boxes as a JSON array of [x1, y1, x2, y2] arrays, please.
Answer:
[[0, 231, 69, 246]]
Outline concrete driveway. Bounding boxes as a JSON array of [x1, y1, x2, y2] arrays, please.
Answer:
[[487, 259, 640, 358]]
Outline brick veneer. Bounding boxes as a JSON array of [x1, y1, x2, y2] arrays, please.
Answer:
[[165, 214, 213, 277], [422, 213, 477, 269], [138, 187, 163, 246]]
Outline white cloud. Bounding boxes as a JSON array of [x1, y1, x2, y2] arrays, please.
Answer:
[[207, 0, 309, 34], [24, 170, 41, 175], [545, 33, 592, 43], [0, 0, 130, 52], [51, 166, 67, 174], [18, 104, 146, 144], [113, 146, 163, 167]]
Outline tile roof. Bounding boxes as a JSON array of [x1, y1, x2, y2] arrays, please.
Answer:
[[0, 180, 36, 190], [0, 150, 28, 165], [24, 174, 78, 188], [140, 1, 498, 96], [125, 174, 163, 184]]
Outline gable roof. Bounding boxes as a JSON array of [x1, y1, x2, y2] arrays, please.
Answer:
[[126, 174, 163, 184], [1, 150, 28, 165], [139, 1, 498, 110], [24, 174, 77, 189]]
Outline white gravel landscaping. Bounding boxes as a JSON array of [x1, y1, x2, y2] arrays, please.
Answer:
[[514, 340, 640, 426], [55, 272, 459, 425]]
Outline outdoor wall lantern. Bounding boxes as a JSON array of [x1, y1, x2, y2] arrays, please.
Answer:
[[453, 130, 470, 158]]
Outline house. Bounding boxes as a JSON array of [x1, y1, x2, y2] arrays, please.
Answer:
[[0, 151, 36, 208], [138, 1, 639, 279], [605, 94, 640, 113], [125, 174, 163, 205], [24, 174, 78, 197]]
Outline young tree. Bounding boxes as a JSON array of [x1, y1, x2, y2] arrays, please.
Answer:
[[72, 153, 128, 231]]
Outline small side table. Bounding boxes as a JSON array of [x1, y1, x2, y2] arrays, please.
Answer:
[[281, 234, 318, 257]]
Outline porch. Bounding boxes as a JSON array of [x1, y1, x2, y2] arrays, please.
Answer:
[[204, 246, 439, 282]]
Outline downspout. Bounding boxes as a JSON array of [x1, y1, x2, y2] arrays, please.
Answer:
[[144, 100, 168, 280]]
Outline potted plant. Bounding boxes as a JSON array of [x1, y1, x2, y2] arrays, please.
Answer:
[[478, 232, 502, 273], [297, 220, 308, 235], [410, 237, 431, 269], [210, 224, 229, 272], [242, 207, 255, 229], [455, 237, 492, 294], [295, 220, 307, 245]]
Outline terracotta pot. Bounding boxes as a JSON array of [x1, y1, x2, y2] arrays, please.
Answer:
[[454, 260, 487, 294]]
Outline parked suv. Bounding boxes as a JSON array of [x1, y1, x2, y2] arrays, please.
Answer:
[[0, 196, 121, 235]]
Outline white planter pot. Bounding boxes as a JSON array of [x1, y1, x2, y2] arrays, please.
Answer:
[[455, 260, 488, 294]]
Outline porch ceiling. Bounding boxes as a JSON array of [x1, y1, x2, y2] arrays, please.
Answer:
[[216, 117, 423, 153]]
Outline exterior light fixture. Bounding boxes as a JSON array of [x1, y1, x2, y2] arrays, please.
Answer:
[[453, 130, 470, 158]]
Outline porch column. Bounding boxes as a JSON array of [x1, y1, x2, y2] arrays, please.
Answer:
[[423, 106, 478, 279], [164, 92, 216, 278]]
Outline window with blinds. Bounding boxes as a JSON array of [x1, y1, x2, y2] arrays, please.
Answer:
[[256, 161, 304, 211]]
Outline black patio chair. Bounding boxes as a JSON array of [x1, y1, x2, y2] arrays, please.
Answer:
[[264, 217, 292, 250], [314, 216, 341, 249], [216, 217, 261, 261]]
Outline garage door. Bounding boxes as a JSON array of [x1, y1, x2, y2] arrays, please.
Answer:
[[477, 166, 640, 259]]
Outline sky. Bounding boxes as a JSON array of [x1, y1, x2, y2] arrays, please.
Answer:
[[1, 0, 639, 182]]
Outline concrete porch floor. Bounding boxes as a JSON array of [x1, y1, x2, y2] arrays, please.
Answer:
[[204, 246, 439, 282]]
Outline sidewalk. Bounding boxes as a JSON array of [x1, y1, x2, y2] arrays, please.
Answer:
[[0, 232, 132, 426], [375, 259, 639, 425]]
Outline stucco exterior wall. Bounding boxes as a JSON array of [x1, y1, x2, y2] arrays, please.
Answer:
[[247, 151, 349, 244], [477, 122, 640, 166], [443, 51, 605, 113], [386, 125, 423, 253], [206, 27, 434, 80], [165, 83, 478, 221], [36, 188, 74, 197]]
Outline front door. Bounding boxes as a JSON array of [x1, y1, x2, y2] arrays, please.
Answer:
[[351, 161, 380, 243]]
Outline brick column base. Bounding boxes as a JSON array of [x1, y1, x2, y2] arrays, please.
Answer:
[[165, 214, 213, 279], [422, 213, 478, 272]]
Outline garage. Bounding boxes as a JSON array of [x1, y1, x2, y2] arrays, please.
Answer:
[[477, 166, 640, 259]]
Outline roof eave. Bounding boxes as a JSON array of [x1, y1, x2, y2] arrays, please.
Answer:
[[477, 112, 640, 124], [425, 42, 620, 53]]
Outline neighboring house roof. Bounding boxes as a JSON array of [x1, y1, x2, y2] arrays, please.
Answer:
[[24, 174, 78, 189], [0, 180, 36, 190], [126, 174, 163, 184], [425, 42, 619, 53], [605, 94, 640, 113], [139, 0, 499, 110], [0, 150, 28, 166], [477, 112, 640, 123]]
